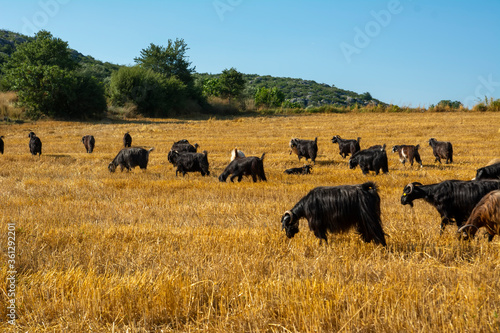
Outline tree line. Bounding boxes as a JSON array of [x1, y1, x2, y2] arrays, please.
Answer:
[[0, 31, 252, 120]]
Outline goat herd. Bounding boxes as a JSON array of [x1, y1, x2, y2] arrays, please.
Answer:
[[2, 131, 500, 247]]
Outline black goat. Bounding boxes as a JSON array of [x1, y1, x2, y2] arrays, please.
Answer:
[[400, 180, 500, 232], [349, 145, 388, 175], [284, 165, 312, 175], [0, 135, 4, 154], [219, 154, 267, 182], [168, 150, 210, 177], [108, 147, 154, 172], [391, 144, 422, 167], [123, 132, 132, 148], [281, 182, 386, 245], [82, 135, 95, 153], [28, 131, 42, 156], [458, 190, 500, 241], [170, 139, 199, 153], [331, 135, 361, 158], [289, 137, 318, 164], [428, 138, 453, 164], [473, 161, 500, 180]]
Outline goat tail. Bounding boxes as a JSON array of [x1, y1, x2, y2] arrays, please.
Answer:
[[415, 144, 420, 150], [314, 137, 318, 144], [148, 147, 155, 153], [260, 153, 266, 161]]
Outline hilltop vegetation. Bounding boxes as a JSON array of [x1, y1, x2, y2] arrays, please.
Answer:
[[1, 29, 499, 120]]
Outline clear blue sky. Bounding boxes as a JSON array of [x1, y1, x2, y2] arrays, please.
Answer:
[[1, 0, 499, 107]]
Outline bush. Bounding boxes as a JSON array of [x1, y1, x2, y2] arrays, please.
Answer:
[[108, 66, 188, 117]]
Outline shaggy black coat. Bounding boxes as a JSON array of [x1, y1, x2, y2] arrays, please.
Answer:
[[428, 138, 453, 164], [219, 153, 267, 182], [82, 135, 95, 153], [168, 150, 210, 177], [289, 137, 318, 164], [123, 132, 132, 148], [281, 182, 386, 245], [108, 147, 154, 172], [474, 162, 500, 181], [349, 145, 388, 175], [401, 179, 500, 232], [0, 135, 4, 154], [391, 144, 422, 167], [458, 190, 500, 241], [331, 135, 361, 158], [284, 165, 312, 175], [28, 131, 42, 156]]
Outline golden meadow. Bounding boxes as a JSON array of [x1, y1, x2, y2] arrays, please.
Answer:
[[0, 112, 499, 332]]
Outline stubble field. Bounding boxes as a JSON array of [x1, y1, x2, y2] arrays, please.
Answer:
[[1, 112, 500, 332]]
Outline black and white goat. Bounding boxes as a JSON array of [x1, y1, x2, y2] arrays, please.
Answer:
[[428, 138, 453, 164], [331, 135, 361, 159], [391, 144, 422, 167], [281, 181, 386, 245], [401, 180, 500, 232], [230, 148, 245, 161], [289, 137, 318, 164], [219, 153, 267, 182], [349, 144, 388, 175]]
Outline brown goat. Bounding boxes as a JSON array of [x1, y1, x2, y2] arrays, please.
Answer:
[[391, 144, 422, 167], [458, 190, 500, 241]]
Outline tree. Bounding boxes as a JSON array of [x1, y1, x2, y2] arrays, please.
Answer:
[[108, 65, 187, 117], [437, 100, 462, 109], [134, 39, 195, 86], [2, 30, 106, 119], [217, 68, 245, 100], [255, 87, 285, 108]]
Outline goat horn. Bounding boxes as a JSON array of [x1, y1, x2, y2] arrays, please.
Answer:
[[282, 210, 293, 230], [457, 224, 479, 233]]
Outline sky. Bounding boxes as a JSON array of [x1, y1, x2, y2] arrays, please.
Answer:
[[1, 0, 499, 107]]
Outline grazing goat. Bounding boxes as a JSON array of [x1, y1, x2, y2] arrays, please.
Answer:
[[168, 151, 210, 177], [170, 139, 199, 153], [123, 132, 132, 148], [331, 135, 361, 158], [0, 135, 4, 154], [473, 161, 500, 181], [349, 145, 388, 175], [391, 144, 422, 167], [428, 138, 453, 164], [230, 148, 245, 161], [289, 137, 318, 164], [281, 181, 386, 245], [28, 131, 42, 156], [458, 190, 500, 241], [108, 147, 154, 172], [82, 135, 95, 153], [284, 165, 312, 175], [400, 180, 500, 232], [219, 153, 267, 182]]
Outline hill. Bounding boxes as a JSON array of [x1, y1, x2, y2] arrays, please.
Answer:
[[196, 72, 385, 108], [1, 29, 385, 108]]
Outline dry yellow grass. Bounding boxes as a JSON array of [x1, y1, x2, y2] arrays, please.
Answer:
[[0, 112, 500, 332]]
